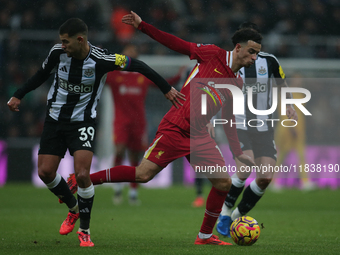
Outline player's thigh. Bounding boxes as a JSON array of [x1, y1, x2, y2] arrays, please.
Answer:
[[144, 128, 189, 169], [38, 154, 62, 181], [73, 150, 93, 173], [191, 134, 230, 180]]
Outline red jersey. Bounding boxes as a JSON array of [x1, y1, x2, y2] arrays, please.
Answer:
[[107, 69, 181, 124], [138, 21, 243, 157], [107, 71, 150, 125]]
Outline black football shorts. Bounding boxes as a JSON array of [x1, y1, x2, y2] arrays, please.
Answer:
[[230, 129, 277, 160], [39, 116, 96, 157]]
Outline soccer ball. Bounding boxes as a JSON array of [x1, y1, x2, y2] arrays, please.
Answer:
[[230, 216, 260, 246]]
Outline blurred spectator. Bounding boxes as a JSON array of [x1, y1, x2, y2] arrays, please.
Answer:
[[110, 5, 135, 44], [20, 9, 37, 29], [290, 33, 315, 58], [38, 0, 62, 29], [1, 0, 340, 140]]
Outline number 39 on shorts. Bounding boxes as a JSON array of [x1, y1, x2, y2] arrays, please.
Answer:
[[78, 126, 95, 141]]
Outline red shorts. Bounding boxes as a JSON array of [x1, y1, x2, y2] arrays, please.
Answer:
[[144, 119, 226, 173], [114, 120, 147, 151]]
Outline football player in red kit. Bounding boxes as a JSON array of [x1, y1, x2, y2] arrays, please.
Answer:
[[64, 11, 261, 245], [107, 44, 184, 205]]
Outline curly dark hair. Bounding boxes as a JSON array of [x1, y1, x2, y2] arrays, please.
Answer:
[[231, 28, 262, 46]]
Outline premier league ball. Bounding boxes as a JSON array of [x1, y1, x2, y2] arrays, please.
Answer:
[[230, 216, 260, 246]]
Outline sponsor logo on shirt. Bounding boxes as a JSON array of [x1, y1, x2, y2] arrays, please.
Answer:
[[119, 85, 142, 95], [242, 82, 267, 94], [59, 78, 93, 93]]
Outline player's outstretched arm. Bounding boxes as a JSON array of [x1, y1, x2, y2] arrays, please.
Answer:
[[7, 97, 21, 112], [128, 58, 185, 108], [122, 11, 192, 56], [121, 11, 142, 28]]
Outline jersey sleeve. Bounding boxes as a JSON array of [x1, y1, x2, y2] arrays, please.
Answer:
[[13, 45, 61, 99], [221, 100, 243, 157], [138, 21, 193, 57], [189, 43, 223, 63], [123, 57, 171, 94], [270, 55, 286, 86], [138, 21, 221, 63]]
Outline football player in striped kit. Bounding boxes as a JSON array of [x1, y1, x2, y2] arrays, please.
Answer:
[[216, 22, 298, 237], [61, 11, 260, 246], [7, 18, 184, 247]]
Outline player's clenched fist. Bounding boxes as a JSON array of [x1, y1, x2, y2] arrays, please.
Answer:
[[7, 97, 21, 112]]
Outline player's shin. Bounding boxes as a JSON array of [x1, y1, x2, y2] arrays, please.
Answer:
[[199, 186, 228, 237], [47, 173, 77, 209], [90, 166, 136, 185], [232, 180, 264, 220], [223, 174, 246, 213], [77, 184, 95, 233]]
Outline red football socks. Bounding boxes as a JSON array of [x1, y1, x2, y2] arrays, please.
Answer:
[[199, 186, 228, 234], [90, 166, 136, 185]]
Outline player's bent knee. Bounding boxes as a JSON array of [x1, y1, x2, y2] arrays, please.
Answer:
[[211, 178, 232, 192], [38, 168, 54, 183], [136, 172, 154, 183], [75, 171, 90, 185], [135, 161, 160, 183], [257, 177, 272, 189]]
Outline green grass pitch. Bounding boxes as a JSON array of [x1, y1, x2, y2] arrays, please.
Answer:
[[1, 183, 340, 255]]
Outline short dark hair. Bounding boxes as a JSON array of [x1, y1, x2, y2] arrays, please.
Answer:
[[231, 28, 262, 46], [59, 18, 88, 37], [238, 22, 260, 33]]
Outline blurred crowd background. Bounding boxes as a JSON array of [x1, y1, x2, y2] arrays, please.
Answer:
[[0, 0, 339, 146]]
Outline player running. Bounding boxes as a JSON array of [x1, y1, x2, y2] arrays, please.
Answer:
[[62, 11, 261, 245], [7, 18, 184, 247], [216, 22, 298, 238]]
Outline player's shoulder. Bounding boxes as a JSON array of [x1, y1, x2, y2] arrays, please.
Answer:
[[48, 44, 64, 55], [195, 43, 222, 51], [90, 44, 116, 62], [257, 51, 280, 63]]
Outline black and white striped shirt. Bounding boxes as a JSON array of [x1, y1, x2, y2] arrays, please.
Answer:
[[235, 52, 286, 132], [13, 42, 171, 123]]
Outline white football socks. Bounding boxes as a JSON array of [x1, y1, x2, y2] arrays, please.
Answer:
[[198, 232, 212, 239], [221, 203, 233, 216]]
